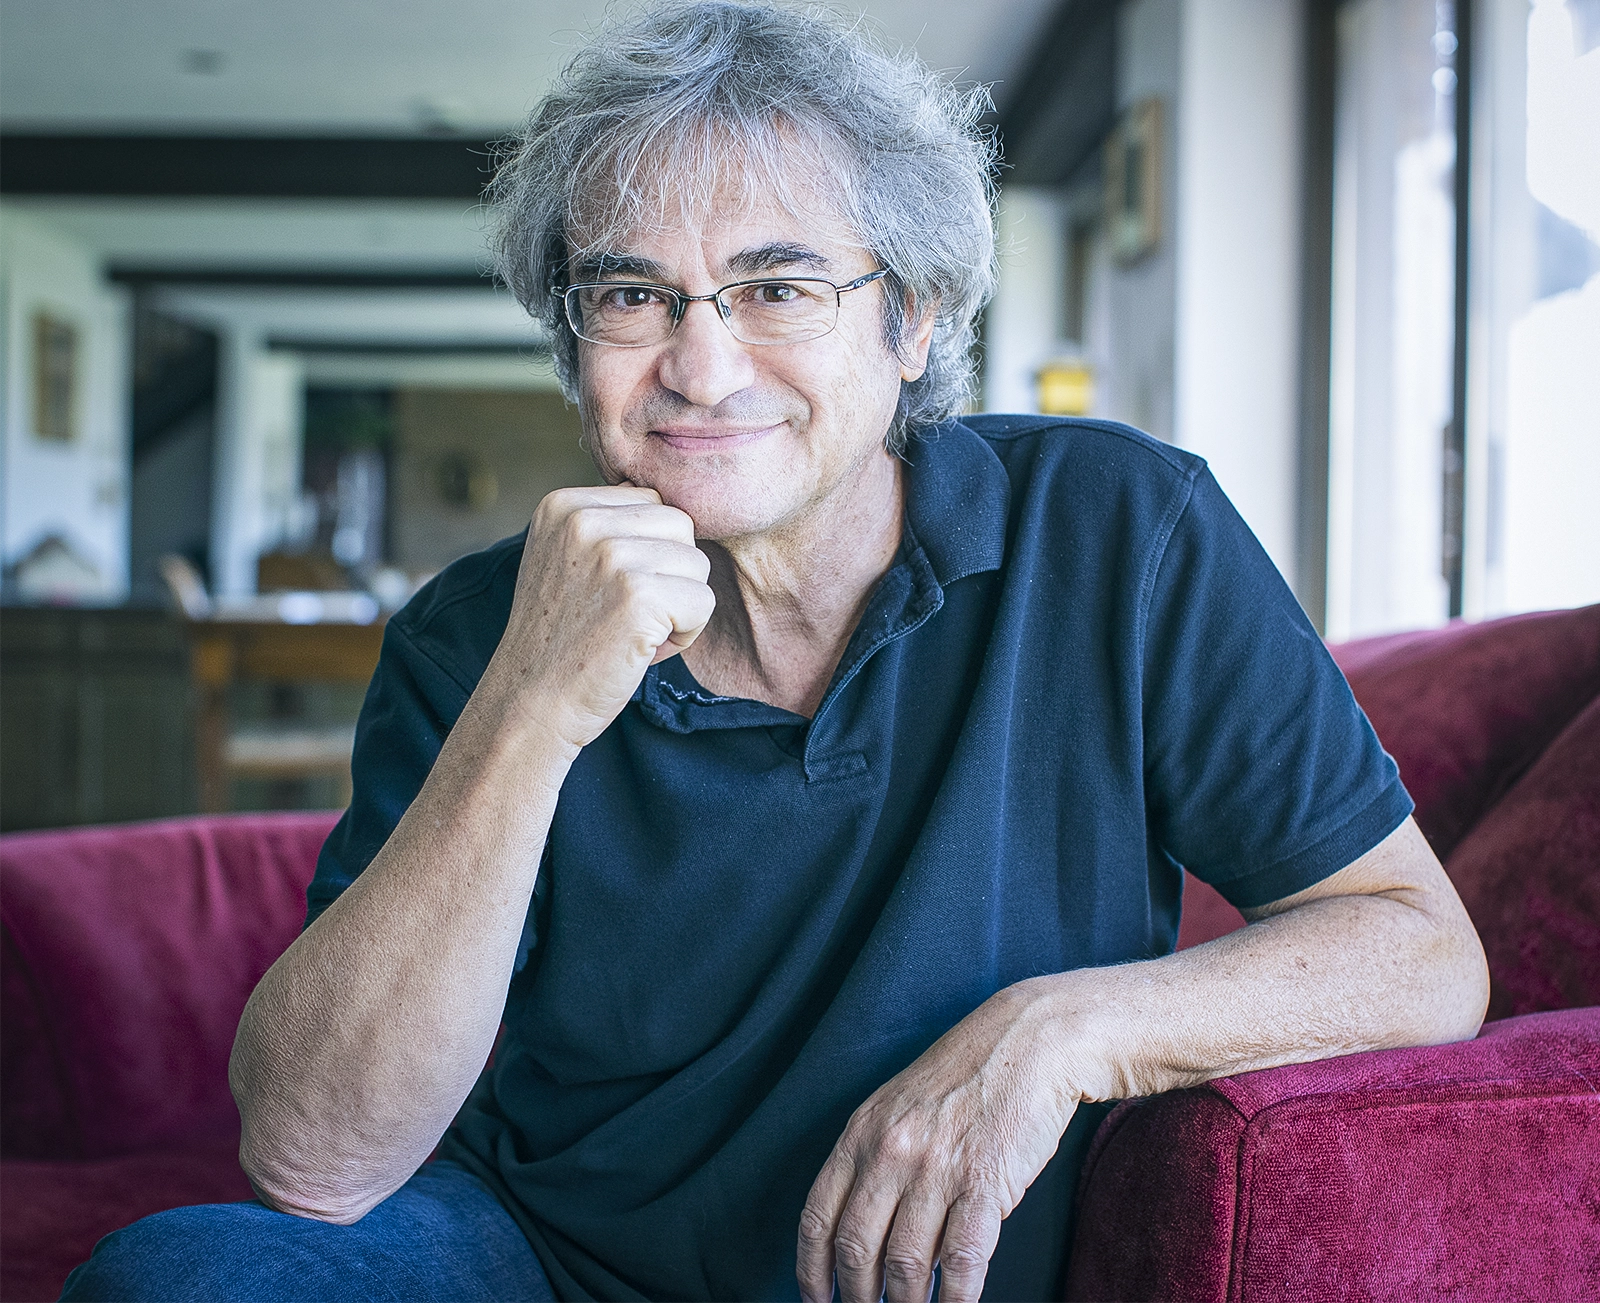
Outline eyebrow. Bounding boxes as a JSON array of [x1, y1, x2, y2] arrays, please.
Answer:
[[571, 242, 834, 285], [726, 243, 834, 276], [572, 251, 672, 282]]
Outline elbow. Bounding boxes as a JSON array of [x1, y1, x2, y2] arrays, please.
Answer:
[[231, 1060, 383, 1226], [1453, 924, 1491, 1040], [239, 1133, 381, 1226], [1414, 909, 1491, 1046]]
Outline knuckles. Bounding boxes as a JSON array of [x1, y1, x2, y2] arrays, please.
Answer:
[[875, 1119, 923, 1165], [796, 1203, 835, 1247], [938, 1238, 993, 1276], [832, 1229, 880, 1273], [882, 1251, 930, 1286]]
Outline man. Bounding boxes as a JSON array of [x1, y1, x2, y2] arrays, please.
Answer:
[[65, 3, 1488, 1301]]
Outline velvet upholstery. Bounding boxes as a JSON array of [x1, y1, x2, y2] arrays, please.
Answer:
[[1, 608, 1595, 1302], [1067, 1010, 1600, 1302], [0, 1144, 251, 1303], [1074, 604, 1600, 1301], [1, 813, 334, 1302], [1329, 605, 1600, 862], [1, 812, 336, 1160], [1446, 695, 1600, 1018]]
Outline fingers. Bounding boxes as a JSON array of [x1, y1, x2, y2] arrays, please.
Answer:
[[802, 1160, 946, 1303], [882, 1185, 948, 1303], [797, 1151, 854, 1303], [536, 485, 696, 550], [801, 1170, 990, 1303], [832, 1177, 902, 1303], [591, 535, 711, 585], [650, 574, 716, 660], [933, 1193, 1003, 1303]]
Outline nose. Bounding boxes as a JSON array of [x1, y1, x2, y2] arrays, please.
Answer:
[[655, 296, 756, 409]]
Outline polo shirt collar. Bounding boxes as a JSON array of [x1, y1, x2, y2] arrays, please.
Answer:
[[633, 418, 1009, 735], [901, 419, 1010, 587]]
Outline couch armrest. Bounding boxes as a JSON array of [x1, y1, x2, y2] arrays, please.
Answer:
[[0, 812, 337, 1159], [1065, 1009, 1600, 1303]]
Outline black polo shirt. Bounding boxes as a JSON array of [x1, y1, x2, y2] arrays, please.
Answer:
[[308, 415, 1411, 1302]]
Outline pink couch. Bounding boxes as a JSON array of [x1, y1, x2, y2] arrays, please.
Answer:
[[2, 607, 1596, 1302], [1, 813, 336, 1302], [1074, 605, 1600, 1301]]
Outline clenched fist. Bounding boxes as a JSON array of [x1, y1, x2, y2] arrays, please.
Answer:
[[483, 484, 716, 752]]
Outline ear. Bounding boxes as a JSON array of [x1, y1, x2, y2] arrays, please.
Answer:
[[897, 297, 938, 383]]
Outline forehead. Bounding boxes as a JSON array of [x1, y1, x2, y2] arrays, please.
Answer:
[[567, 125, 867, 273]]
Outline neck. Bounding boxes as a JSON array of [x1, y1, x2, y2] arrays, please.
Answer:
[[681, 449, 904, 717]]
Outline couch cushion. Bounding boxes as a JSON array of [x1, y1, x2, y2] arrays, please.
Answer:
[[1177, 606, 1599, 955], [1445, 695, 1600, 1018], [1330, 604, 1600, 862], [1066, 1009, 1600, 1302], [0, 1143, 253, 1303], [0, 812, 337, 1160]]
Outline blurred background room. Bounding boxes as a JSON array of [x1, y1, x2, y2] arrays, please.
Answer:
[[2, 0, 1596, 831]]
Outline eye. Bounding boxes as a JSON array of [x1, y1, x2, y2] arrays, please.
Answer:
[[599, 284, 669, 310], [753, 281, 803, 304]]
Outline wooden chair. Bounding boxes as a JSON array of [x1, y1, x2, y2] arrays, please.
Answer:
[[161, 556, 385, 812], [187, 618, 384, 811]]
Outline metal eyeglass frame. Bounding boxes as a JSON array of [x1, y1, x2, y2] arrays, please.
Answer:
[[561, 268, 891, 347]]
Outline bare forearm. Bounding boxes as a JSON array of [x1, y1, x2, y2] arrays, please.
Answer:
[[229, 682, 577, 1223], [1022, 856, 1489, 1104], [229, 487, 714, 1223]]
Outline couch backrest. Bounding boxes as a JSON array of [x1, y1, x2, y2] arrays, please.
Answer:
[[0, 811, 338, 1159], [1331, 605, 1600, 862], [1335, 605, 1600, 1019], [1176, 605, 1599, 1016]]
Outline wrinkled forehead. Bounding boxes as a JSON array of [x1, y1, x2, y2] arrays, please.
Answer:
[[563, 116, 869, 271]]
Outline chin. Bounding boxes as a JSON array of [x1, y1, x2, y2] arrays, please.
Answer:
[[667, 493, 789, 543], [659, 481, 793, 541]]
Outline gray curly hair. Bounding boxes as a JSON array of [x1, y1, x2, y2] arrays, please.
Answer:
[[488, 0, 998, 450]]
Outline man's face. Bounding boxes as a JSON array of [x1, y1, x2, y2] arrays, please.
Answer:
[[570, 173, 931, 542]]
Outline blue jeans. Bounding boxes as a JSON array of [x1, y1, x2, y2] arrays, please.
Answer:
[[58, 1160, 556, 1303]]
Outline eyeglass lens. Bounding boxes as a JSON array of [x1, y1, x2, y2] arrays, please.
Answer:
[[567, 279, 840, 346]]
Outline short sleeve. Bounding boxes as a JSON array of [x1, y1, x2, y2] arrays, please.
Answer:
[[1141, 469, 1413, 908], [304, 619, 470, 926]]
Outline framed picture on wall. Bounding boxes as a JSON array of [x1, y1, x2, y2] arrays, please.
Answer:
[[32, 310, 78, 442], [1104, 98, 1162, 266]]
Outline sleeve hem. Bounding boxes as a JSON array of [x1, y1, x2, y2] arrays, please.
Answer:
[[1206, 780, 1416, 910]]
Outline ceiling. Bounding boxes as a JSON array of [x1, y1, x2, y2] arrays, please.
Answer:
[[5, 198, 497, 274], [0, 0, 1060, 135], [0, 0, 1065, 357]]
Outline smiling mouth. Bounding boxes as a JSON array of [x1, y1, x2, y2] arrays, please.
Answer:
[[649, 423, 784, 452]]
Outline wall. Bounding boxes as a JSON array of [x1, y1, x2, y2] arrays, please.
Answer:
[[1171, 0, 1306, 579], [210, 334, 306, 597], [984, 188, 1068, 414], [0, 205, 131, 600], [985, 0, 1306, 588], [390, 387, 596, 574], [1102, 0, 1185, 446]]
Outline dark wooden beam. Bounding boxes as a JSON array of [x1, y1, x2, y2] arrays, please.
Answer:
[[110, 268, 495, 290], [0, 135, 500, 199], [265, 337, 545, 356], [994, 0, 1119, 187]]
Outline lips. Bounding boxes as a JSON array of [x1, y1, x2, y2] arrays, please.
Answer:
[[649, 423, 784, 451]]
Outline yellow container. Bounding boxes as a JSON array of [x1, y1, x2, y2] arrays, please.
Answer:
[[1037, 361, 1095, 416]]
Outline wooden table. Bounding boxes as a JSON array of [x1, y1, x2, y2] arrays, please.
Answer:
[[187, 617, 386, 812]]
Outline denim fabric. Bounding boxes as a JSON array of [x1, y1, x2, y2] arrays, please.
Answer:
[[58, 1161, 555, 1303]]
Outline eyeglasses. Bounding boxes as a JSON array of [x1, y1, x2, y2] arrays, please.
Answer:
[[561, 269, 890, 348]]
